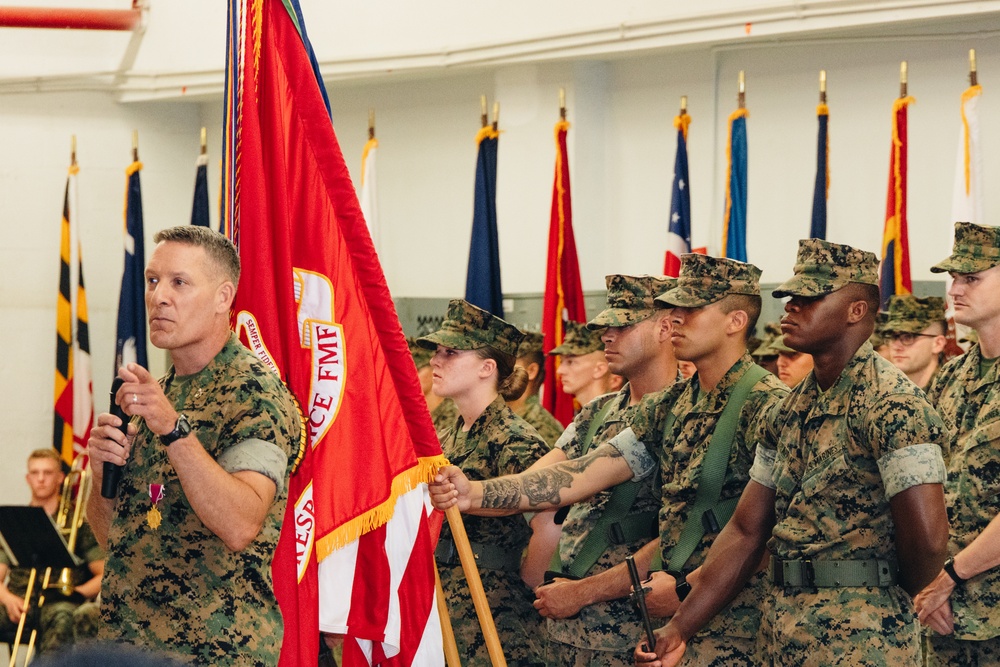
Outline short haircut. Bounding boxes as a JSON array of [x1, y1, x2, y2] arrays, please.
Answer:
[[29, 449, 63, 466], [848, 283, 881, 318], [153, 226, 241, 287], [718, 294, 762, 341]]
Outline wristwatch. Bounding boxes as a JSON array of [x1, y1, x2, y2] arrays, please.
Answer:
[[668, 570, 691, 602], [943, 557, 967, 587], [160, 414, 192, 446]]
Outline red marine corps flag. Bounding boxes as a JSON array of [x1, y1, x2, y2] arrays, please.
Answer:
[[223, 1, 446, 665]]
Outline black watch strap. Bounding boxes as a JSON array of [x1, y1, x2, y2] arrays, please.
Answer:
[[943, 558, 967, 586], [668, 570, 691, 602]]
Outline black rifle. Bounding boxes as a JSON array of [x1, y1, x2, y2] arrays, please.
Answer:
[[626, 554, 657, 653]]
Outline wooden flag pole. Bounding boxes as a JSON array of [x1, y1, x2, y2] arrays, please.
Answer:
[[738, 70, 746, 109], [680, 95, 687, 115], [480, 95, 488, 128], [970, 49, 978, 86], [559, 87, 566, 120], [819, 70, 827, 103], [132, 129, 139, 161], [200, 127, 207, 155], [435, 564, 462, 667], [70, 135, 77, 166], [368, 108, 376, 140], [492, 101, 500, 132], [444, 506, 507, 666], [900, 61, 908, 98]]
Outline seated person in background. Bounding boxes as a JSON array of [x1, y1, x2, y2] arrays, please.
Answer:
[[507, 331, 565, 447], [0, 449, 104, 655], [549, 319, 623, 408], [882, 295, 949, 391]]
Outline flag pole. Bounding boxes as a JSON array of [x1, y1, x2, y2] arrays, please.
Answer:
[[445, 507, 507, 666], [819, 69, 827, 103], [480, 95, 488, 128], [132, 129, 139, 162], [71, 134, 77, 166], [200, 127, 207, 156], [899, 61, 907, 99], [435, 565, 462, 667], [738, 70, 746, 109], [970, 48, 978, 86], [559, 87, 566, 120], [492, 101, 500, 132], [368, 107, 376, 140]]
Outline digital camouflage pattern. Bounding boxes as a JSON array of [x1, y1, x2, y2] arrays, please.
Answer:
[[0, 516, 104, 653], [431, 397, 459, 438], [515, 394, 564, 447], [772, 238, 879, 299], [628, 355, 787, 652], [549, 320, 604, 356], [655, 254, 761, 308], [99, 333, 301, 666], [882, 295, 947, 335], [753, 343, 947, 665], [547, 384, 664, 659], [931, 222, 1000, 274], [928, 632, 1000, 665], [927, 345, 1000, 642], [407, 336, 433, 369], [517, 331, 545, 356], [752, 321, 783, 360], [416, 299, 525, 357], [586, 275, 676, 330], [437, 395, 549, 666]]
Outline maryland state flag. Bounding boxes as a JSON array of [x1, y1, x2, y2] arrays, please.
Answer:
[[810, 102, 829, 239], [880, 94, 915, 310], [722, 107, 748, 262], [664, 111, 692, 276], [541, 119, 586, 426], [465, 124, 503, 317], [223, 1, 445, 664], [53, 161, 94, 466]]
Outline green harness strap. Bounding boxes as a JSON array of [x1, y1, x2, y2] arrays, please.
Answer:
[[653, 363, 769, 572], [550, 398, 658, 578]]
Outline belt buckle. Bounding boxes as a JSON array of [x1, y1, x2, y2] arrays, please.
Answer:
[[802, 559, 815, 587]]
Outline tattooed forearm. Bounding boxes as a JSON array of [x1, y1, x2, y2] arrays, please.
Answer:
[[562, 445, 622, 474], [522, 468, 574, 507], [482, 478, 521, 509]]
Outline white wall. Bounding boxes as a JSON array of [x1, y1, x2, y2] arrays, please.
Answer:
[[2, 5, 1000, 502]]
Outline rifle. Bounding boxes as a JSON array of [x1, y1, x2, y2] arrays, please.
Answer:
[[626, 554, 657, 652]]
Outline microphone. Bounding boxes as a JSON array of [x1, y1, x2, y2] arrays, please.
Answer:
[[101, 377, 129, 499]]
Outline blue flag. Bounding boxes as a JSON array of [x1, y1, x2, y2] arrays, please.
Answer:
[[115, 161, 148, 370], [723, 109, 748, 262], [191, 154, 211, 228], [664, 113, 692, 276], [810, 104, 829, 239], [465, 127, 503, 317]]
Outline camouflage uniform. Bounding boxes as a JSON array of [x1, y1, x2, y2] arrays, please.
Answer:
[[417, 300, 550, 667], [751, 239, 948, 666], [549, 320, 605, 357], [431, 398, 459, 437], [546, 275, 676, 666], [516, 395, 564, 446], [0, 518, 104, 654], [925, 223, 1000, 664], [882, 295, 948, 391], [99, 333, 301, 666], [633, 255, 787, 666]]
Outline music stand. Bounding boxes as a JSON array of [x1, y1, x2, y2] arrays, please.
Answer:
[[0, 506, 80, 571]]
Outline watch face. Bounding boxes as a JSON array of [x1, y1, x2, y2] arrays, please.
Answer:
[[177, 414, 192, 436]]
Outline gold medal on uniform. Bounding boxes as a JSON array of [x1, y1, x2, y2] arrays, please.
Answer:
[[148, 483, 164, 530]]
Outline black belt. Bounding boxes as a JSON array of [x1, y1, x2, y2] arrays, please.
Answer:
[[435, 539, 521, 573], [769, 556, 897, 588]]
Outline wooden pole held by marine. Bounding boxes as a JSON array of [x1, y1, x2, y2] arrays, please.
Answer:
[[970, 49, 978, 86], [738, 70, 746, 109], [444, 506, 507, 666], [819, 70, 827, 103], [435, 564, 462, 667], [900, 61, 908, 98]]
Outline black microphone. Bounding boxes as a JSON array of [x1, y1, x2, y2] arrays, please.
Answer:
[[101, 377, 129, 499]]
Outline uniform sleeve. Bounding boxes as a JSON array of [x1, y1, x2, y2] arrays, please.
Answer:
[[604, 427, 657, 482], [864, 393, 946, 461], [748, 400, 782, 489], [497, 429, 551, 477], [217, 438, 290, 496], [222, 373, 302, 463]]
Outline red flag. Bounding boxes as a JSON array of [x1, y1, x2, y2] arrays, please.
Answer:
[[223, 1, 446, 664], [879, 95, 914, 310], [542, 120, 586, 426]]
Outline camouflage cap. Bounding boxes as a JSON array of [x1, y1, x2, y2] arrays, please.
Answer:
[[759, 335, 795, 356], [407, 337, 434, 369], [587, 274, 677, 329], [416, 299, 525, 357], [517, 331, 545, 357], [882, 295, 946, 334], [751, 321, 782, 359], [931, 222, 1000, 274], [772, 239, 879, 298], [655, 254, 761, 308], [548, 320, 604, 356]]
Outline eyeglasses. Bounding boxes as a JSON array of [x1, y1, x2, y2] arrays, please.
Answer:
[[884, 332, 938, 347]]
